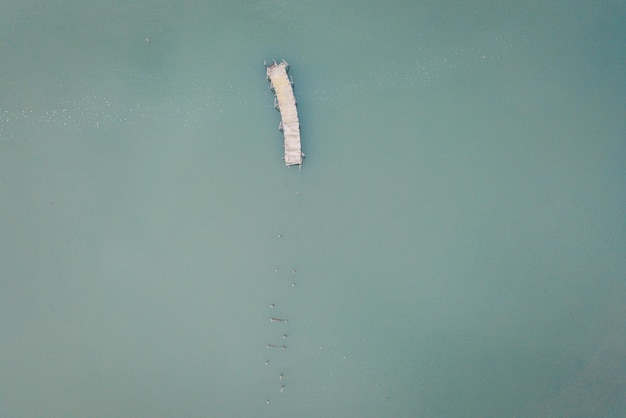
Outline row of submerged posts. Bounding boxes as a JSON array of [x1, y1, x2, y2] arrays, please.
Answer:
[[262, 188, 304, 406], [265, 59, 304, 168]]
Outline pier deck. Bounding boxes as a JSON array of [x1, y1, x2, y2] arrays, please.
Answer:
[[266, 60, 303, 167]]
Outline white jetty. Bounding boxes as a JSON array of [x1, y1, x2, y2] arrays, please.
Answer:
[[266, 60, 304, 167]]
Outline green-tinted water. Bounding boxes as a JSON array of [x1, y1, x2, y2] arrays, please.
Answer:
[[1, 1, 625, 416]]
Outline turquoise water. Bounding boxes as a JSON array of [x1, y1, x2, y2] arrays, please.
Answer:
[[1, 1, 625, 417]]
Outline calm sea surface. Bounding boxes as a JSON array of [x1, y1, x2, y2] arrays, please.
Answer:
[[1, 1, 625, 417]]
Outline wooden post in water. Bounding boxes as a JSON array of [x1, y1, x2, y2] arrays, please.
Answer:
[[266, 60, 304, 167]]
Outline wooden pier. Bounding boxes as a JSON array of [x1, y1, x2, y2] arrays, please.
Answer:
[[266, 60, 304, 167]]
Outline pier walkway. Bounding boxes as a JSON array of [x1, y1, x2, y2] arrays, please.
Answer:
[[266, 60, 303, 167]]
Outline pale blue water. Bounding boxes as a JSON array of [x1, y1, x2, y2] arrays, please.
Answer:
[[1, 1, 625, 417]]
